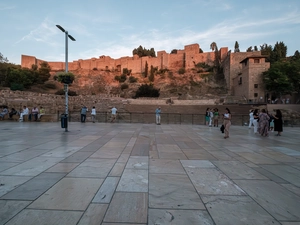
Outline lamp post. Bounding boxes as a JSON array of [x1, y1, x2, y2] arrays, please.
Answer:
[[56, 25, 76, 132]]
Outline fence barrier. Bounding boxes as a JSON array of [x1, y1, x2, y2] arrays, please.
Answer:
[[57, 111, 300, 127]]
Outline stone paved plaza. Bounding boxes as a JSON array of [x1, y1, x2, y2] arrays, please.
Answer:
[[0, 122, 300, 225]]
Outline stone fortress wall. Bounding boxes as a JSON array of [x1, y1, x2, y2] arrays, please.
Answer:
[[21, 43, 228, 74]]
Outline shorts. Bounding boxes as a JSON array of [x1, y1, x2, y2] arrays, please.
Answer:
[[205, 116, 210, 122]]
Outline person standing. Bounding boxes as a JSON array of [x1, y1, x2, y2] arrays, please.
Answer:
[[258, 109, 270, 137], [273, 109, 283, 136], [110, 106, 117, 123], [253, 109, 259, 134], [155, 107, 161, 125], [209, 109, 214, 127], [205, 108, 210, 125], [213, 108, 219, 127], [91, 106, 96, 123], [81, 105, 88, 123], [223, 108, 231, 139], [248, 109, 254, 129]]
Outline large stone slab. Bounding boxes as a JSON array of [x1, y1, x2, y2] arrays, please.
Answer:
[[149, 173, 205, 209], [0, 157, 63, 176], [46, 162, 79, 173], [235, 152, 279, 164], [234, 180, 300, 220], [93, 177, 119, 203], [0, 200, 31, 225], [1, 172, 65, 200], [0, 149, 50, 163], [77, 203, 108, 225], [28, 177, 103, 211], [108, 162, 126, 176], [0, 162, 18, 172], [4, 209, 82, 225], [125, 156, 148, 169], [148, 209, 214, 225], [60, 151, 93, 163], [182, 149, 218, 160], [116, 169, 148, 192], [0, 176, 33, 197], [67, 158, 116, 178], [185, 167, 245, 195], [202, 195, 281, 225], [212, 161, 268, 179], [261, 165, 300, 187], [270, 147, 300, 156], [149, 159, 186, 174], [103, 192, 148, 223]]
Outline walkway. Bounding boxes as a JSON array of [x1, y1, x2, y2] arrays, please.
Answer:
[[0, 122, 300, 225]]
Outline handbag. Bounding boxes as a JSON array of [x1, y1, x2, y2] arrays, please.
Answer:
[[220, 125, 225, 133]]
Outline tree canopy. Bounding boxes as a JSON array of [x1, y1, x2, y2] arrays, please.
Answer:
[[263, 57, 300, 96], [0, 52, 9, 63], [132, 45, 156, 57], [0, 61, 51, 90], [234, 41, 240, 53]]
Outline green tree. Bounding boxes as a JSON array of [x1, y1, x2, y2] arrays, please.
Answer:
[[132, 45, 156, 57], [254, 46, 258, 51], [149, 65, 155, 82], [57, 72, 75, 84], [263, 61, 294, 97], [144, 61, 148, 77], [0, 52, 8, 63], [246, 46, 253, 52], [260, 43, 273, 62], [292, 50, 300, 61], [271, 41, 287, 63], [37, 62, 51, 83], [234, 41, 240, 52]]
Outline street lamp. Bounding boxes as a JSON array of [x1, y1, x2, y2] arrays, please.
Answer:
[[56, 25, 76, 132]]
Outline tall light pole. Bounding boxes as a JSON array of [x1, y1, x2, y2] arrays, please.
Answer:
[[56, 25, 76, 132]]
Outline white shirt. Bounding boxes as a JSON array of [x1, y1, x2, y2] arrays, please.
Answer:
[[249, 112, 254, 119], [111, 107, 117, 115], [91, 108, 96, 115], [23, 108, 29, 115], [224, 113, 230, 119]]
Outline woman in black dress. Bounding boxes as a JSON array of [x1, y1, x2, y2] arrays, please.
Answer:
[[273, 109, 283, 136]]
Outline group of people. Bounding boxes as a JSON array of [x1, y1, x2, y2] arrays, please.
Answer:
[[205, 108, 219, 127], [249, 109, 283, 137], [80, 106, 117, 123], [0, 105, 45, 122]]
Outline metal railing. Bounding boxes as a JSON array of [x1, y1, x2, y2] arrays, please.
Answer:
[[56, 111, 299, 126]]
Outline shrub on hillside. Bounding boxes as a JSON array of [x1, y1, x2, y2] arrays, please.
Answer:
[[121, 83, 129, 90], [178, 68, 185, 74], [134, 84, 160, 98], [129, 76, 138, 83], [55, 89, 77, 96], [10, 83, 24, 91], [44, 83, 56, 89]]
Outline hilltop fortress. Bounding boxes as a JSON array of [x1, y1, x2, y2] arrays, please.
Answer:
[[21, 43, 270, 102]]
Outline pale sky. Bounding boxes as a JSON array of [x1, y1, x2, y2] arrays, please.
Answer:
[[1, 0, 299, 65]]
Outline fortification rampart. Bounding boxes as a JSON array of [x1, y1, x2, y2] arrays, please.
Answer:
[[21, 43, 228, 74]]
